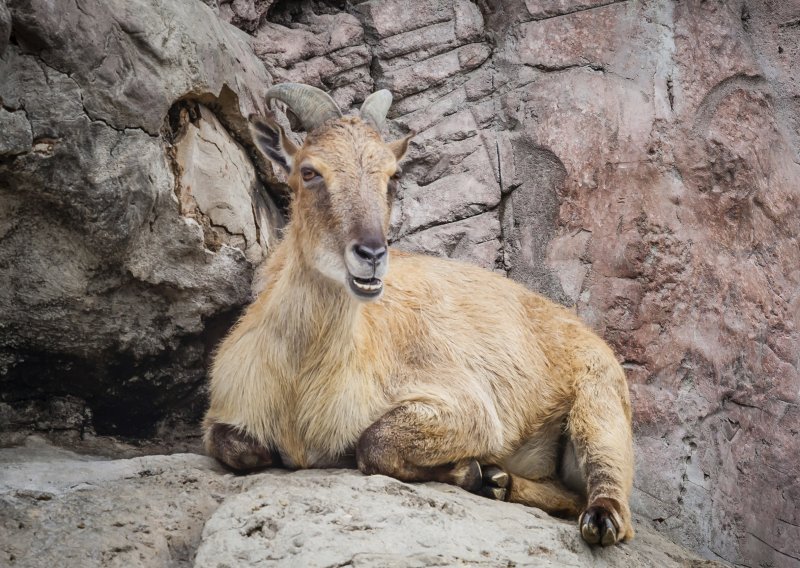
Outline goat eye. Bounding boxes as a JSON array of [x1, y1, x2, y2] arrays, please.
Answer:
[[301, 168, 319, 182]]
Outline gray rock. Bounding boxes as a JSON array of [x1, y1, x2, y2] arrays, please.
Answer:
[[396, 173, 500, 237], [0, 438, 244, 568], [218, 0, 273, 33], [173, 104, 282, 265], [0, 0, 8, 57], [8, 0, 272, 135], [0, 107, 31, 155], [394, 210, 502, 271], [0, 0, 284, 440], [197, 470, 723, 568], [0, 439, 723, 568], [379, 43, 492, 98]]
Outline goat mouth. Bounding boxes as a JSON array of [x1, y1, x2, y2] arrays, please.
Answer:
[[348, 274, 383, 298]]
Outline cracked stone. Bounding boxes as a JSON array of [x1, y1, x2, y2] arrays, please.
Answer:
[[0, 439, 722, 568], [397, 173, 500, 237], [380, 43, 492, 98], [394, 210, 502, 271], [0, 107, 32, 155], [356, 0, 455, 39], [523, 0, 630, 21], [217, 0, 274, 32], [173, 104, 282, 265], [0, 0, 10, 57], [0, 0, 283, 442]]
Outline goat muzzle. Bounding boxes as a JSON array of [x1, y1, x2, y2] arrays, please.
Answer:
[[345, 240, 388, 300]]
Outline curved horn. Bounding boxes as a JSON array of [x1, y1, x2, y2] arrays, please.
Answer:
[[265, 83, 342, 132], [360, 90, 393, 131]]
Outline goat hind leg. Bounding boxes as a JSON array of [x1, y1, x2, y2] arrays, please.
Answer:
[[503, 475, 584, 518], [479, 465, 511, 501], [477, 465, 584, 518], [357, 402, 495, 492]]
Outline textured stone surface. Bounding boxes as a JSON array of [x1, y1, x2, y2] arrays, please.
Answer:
[[1, 1, 799, 567], [0, 0, 283, 442], [173, 103, 282, 264], [0, 0, 9, 57], [486, 4, 799, 567], [217, 0, 274, 32], [0, 439, 722, 568], [197, 471, 723, 568], [0, 107, 31, 155], [0, 438, 243, 567]]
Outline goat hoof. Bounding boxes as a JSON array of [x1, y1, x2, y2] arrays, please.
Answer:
[[601, 516, 617, 546], [477, 465, 509, 501], [580, 505, 619, 546], [452, 459, 483, 492], [484, 466, 509, 488], [480, 486, 507, 501]]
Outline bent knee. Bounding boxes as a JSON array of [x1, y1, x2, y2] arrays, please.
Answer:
[[205, 422, 276, 473], [356, 418, 399, 475]]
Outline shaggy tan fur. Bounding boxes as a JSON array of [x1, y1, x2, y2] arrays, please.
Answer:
[[204, 113, 635, 544]]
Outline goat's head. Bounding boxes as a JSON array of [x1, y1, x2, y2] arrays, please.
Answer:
[[249, 84, 412, 302]]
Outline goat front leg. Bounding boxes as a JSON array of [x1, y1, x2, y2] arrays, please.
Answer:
[[356, 401, 496, 492], [568, 359, 635, 546], [204, 422, 279, 473]]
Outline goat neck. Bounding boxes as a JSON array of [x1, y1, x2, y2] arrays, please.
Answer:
[[261, 223, 364, 366]]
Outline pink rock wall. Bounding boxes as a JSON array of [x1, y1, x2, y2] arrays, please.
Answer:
[[241, 1, 799, 565]]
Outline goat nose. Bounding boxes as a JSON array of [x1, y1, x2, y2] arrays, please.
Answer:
[[353, 243, 387, 264]]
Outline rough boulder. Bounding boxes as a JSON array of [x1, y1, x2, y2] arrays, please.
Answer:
[[0, 439, 724, 568]]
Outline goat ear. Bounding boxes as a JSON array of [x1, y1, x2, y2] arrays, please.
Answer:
[[248, 114, 298, 173], [387, 131, 415, 161]]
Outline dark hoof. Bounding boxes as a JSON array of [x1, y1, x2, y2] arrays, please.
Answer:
[[478, 465, 509, 501], [485, 466, 509, 488], [580, 505, 618, 546], [456, 459, 484, 492]]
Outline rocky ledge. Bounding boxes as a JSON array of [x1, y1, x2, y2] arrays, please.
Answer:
[[0, 437, 725, 568]]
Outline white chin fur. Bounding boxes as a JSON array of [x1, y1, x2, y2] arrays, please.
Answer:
[[314, 247, 388, 301], [312, 248, 349, 285]]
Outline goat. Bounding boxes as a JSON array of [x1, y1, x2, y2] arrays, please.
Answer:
[[203, 83, 635, 546]]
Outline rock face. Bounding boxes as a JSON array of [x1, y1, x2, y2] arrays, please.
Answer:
[[0, 439, 722, 568], [0, 439, 236, 567], [1, 1, 798, 567], [195, 470, 720, 568], [0, 0, 284, 442]]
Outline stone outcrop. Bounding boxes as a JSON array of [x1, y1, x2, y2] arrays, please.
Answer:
[[0, 0, 10, 58], [0, 0, 284, 442], [1, 0, 798, 567], [0, 439, 722, 568]]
